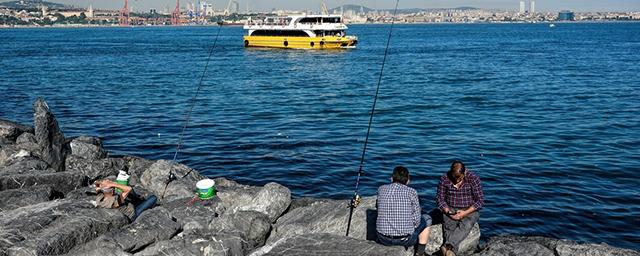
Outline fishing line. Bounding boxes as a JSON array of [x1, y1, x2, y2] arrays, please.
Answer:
[[162, 24, 224, 198], [346, 0, 400, 236]]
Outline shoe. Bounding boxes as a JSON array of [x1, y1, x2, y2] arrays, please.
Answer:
[[444, 244, 456, 256], [414, 252, 427, 256]]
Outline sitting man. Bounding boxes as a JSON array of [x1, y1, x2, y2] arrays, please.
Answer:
[[437, 161, 484, 256], [376, 166, 432, 256], [95, 179, 157, 222]]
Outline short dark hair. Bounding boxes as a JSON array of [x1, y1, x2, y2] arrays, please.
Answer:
[[392, 166, 410, 185], [450, 160, 466, 175]]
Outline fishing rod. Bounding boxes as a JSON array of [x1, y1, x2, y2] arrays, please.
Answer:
[[162, 24, 224, 199], [345, 0, 400, 237]]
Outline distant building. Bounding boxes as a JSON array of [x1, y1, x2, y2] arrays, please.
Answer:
[[558, 10, 575, 21], [519, 0, 525, 14], [530, 0, 535, 14], [87, 4, 94, 18]]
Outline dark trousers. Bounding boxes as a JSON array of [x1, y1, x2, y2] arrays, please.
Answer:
[[442, 210, 479, 253], [131, 195, 157, 222]]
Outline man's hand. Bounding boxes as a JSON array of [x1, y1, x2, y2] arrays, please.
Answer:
[[451, 211, 465, 220]]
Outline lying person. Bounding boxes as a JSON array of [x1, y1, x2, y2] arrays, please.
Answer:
[[94, 179, 157, 222]]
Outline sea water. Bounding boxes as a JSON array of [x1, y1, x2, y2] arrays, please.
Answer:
[[1, 23, 639, 249]]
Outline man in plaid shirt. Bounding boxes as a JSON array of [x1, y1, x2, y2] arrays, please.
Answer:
[[376, 166, 432, 256], [437, 161, 484, 256]]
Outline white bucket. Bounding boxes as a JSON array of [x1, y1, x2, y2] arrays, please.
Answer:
[[196, 179, 215, 199]]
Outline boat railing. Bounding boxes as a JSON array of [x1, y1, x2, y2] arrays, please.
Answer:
[[247, 19, 291, 27]]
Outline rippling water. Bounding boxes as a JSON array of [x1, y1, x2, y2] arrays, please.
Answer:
[[1, 23, 639, 249]]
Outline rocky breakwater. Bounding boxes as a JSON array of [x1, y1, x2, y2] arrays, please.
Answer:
[[0, 98, 638, 256]]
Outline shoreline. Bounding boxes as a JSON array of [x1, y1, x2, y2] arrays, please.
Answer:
[[1, 99, 639, 255], [2, 20, 640, 29]]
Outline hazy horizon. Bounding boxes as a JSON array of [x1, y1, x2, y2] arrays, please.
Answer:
[[5, 0, 640, 12]]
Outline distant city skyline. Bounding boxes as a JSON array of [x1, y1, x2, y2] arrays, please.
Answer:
[[31, 0, 640, 12]]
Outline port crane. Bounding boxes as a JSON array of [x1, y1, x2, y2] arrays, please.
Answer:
[[171, 0, 180, 25], [119, 0, 129, 26], [224, 0, 239, 16]]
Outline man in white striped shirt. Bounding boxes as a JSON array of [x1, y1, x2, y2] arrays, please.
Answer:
[[376, 166, 432, 256]]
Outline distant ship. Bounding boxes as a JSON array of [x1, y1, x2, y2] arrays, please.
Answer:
[[243, 15, 358, 49]]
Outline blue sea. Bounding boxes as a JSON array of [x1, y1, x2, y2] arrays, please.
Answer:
[[1, 23, 639, 249]]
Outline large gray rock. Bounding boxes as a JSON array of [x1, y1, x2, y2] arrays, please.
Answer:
[[68, 136, 107, 160], [122, 155, 155, 185], [33, 98, 68, 172], [139, 160, 206, 202], [208, 210, 272, 250], [74, 207, 180, 253], [267, 197, 376, 244], [14, 132, 39, 155], [267, 197, 479, 255], [64, 247, 132, 256], [65, 155, 125, 181], [135, 231, 245, 256], [0, 199, 129, 255], [163, 197, 225, 233], [0, 185, 55, 211], [0, 119, 33, 141], [0, 155, 54, 176], [250, 233, 408, 256], [0, 171, 87, 193], [215, 177, 291, 223], [474, 236, 640, 256], [555, 242, 640, 256]]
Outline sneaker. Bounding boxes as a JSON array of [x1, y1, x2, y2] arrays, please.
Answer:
[[444, 244, 456, 256]]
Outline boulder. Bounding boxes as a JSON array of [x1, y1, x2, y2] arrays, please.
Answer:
[[555, 242, 640, 256], [162, 197, 225, 233], [266, 197, 376, 244], [33, 98, 68, 172], [0, 171, 87, 193], [0, 119, 33, 141], [474, 236, 640, 256], [267, 197, 479, 255], [0, 144, 20, 167], [250, 233, 408, 256], [74, 207, 180, 253], [64, 247, 132, 256], [0, 155, 54, 176], [208, 210, 272, 250], [122, 155, 155, 185], [68, 136, 107, 160], [65, 155, 125, 182], [0, 185, 55, 211], [135, 231, 244, 256], [139, 160, 206, 202], [215, 177, 291, 223], [15, 132, 39, 155], [0, 199, 129, 255]]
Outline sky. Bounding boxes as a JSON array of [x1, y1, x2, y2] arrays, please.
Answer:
[[50, 0, 640, 13]]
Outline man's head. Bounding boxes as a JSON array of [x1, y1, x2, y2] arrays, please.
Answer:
[[448, 160, 466, 183], [392, 166, 410, 185]]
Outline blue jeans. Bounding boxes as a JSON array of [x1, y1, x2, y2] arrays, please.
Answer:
[[131, 195, 157, 222], [377, 214, 432, 247]]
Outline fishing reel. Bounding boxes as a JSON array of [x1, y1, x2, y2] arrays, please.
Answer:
[[349, 193, 361, 209], [165, 172, 177, 185]]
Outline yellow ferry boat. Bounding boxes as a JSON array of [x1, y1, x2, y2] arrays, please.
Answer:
[[243, 15, 358, 49]]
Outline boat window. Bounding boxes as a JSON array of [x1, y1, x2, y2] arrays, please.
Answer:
[[322, 17, 341, 23], [250, 30, 310, 37], [299, 17, 321, 24]]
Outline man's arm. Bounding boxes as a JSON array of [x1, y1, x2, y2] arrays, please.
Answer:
[[411, 189, 421, 227], [453, 173, 484, 220], [100, 180, 132, 202], [436, 176, 451, 213]]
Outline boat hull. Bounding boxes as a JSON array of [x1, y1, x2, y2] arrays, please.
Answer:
[[243, 36, 357, 49]]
